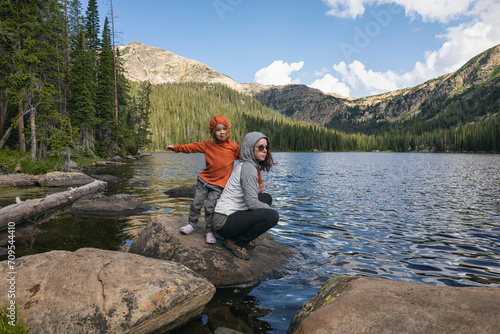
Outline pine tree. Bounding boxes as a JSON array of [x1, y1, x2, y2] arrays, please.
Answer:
[[85, 0, 99, 80], [34, 0, 68, 161], [0, 0, 16, 142], [1, 0, 66, 160], [68, 0, 96, 152], [136, 81, 152, 151], [95, 17, 117, 156]]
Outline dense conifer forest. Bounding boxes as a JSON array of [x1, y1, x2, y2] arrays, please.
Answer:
[[132, 82, 499, 153], [0, 0, 150, 163], [325, 70, 500, 153], [1, 0, 498, 169]]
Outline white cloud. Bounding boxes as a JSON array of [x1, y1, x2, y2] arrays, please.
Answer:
[[322, 0, 474, 22], [322, 0, 367, 18], [333, 61, 402, 95], [416, 21, 496, 77], [314, 67, 331, 76], [322, 0, 500, 96], [310, 74, 351, 96], [386, 0, 473, 22], [254, 60, 305, 85]]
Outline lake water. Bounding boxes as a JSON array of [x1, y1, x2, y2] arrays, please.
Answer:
[[2, 152, 500, 333]]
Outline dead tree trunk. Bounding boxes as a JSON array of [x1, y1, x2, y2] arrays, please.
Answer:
[[18, 101, 26, 152], [0, 180, 107, 230]]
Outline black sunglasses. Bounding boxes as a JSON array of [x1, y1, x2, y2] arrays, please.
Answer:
[[255, 145, 269, 152]]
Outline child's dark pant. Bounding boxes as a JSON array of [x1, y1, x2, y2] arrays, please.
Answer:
[[188, 177, 223, 232]]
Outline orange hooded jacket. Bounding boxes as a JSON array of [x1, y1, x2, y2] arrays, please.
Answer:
[[172, 115, 241, 188]]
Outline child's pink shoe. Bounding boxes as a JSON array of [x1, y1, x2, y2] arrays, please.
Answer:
[[205, 232, 216, 244], [180, 224, 195, 234]]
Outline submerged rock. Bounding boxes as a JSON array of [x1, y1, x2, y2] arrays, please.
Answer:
[[71, 193, 151, 216], [90, 174, 120, 183], [129, 216, 293, 287], [37, 171, 96, 187], [287, 275, 500, 334], [163, 184, 196, 198], [0, 248, 215, 334], [0, 173, 34, 187]]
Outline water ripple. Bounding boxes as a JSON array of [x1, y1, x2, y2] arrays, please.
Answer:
[[118, 152, 499, 333]]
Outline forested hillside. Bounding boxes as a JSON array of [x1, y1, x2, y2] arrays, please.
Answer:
[[130, 82, 343, 152], [131, 82, 499, 153], [0, 0, 149, 164]]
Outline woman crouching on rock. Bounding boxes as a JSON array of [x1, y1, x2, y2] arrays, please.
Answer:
[[213, 132, 278, 260]]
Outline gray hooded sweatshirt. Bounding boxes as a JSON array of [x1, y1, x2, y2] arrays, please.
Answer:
[[213, 132, 271, 224]]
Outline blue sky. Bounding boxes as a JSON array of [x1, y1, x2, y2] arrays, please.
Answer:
[[84, 0, 500, 98]]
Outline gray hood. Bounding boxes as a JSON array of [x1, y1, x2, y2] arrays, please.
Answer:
[[240, 131, 268, 169]]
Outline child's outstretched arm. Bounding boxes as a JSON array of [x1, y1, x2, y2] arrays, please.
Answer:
[[167, 142, 208, 153]]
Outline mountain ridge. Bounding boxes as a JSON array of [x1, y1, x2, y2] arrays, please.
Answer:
[[118, 42, 500, 133], [251, 44, 500, 131]]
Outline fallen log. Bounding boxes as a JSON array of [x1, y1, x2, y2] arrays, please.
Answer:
[[0, 180, 107, 230]]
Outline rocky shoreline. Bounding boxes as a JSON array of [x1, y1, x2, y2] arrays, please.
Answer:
[[287, 275, 500, 334], [0, 248, 216, 333], [1, 161, 499, 333]]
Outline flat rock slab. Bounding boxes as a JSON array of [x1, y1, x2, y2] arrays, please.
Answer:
[[37, 171, 96, 187], [129, 216, 293, 287], [0, 248, 215, 334], [71, 193, 151, 216], [287, 275, 500, 334], [163, 184, 196, 198], [0, 174, 34, 187], [90, 174, 121, 183]]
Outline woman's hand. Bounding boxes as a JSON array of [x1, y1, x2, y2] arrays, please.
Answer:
[[258, 183, 267, 194]]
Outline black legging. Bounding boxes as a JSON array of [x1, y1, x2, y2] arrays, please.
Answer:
[[216, 193, 279, 246]]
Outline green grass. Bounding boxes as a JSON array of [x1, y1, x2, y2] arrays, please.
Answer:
[[0, 301, 30, 334], [490, 66, 500, 79], [0, 149, 60, 174], [0, 148, 99, 175]]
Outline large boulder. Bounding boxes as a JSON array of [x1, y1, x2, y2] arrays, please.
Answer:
[[71, 193, 151, 216], [287, 275, 500, 334], [37, 171, 96, 187], [0, 173, 34, 187], [0, 248, 215, 333], [129, 216, 293, 287]]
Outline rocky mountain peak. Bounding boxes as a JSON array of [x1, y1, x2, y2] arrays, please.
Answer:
[[117, 42, 240, 89]]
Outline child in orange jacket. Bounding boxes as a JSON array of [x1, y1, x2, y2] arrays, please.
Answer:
[[167, 115, 240, 244]]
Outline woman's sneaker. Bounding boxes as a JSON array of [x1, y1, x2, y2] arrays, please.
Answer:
[[246, 240, 256, 250], [223, 239, 250, 260]]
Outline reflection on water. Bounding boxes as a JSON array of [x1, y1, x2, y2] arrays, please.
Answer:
[[1, 152, 499, 333]]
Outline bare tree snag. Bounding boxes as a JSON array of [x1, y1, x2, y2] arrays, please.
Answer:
[[0, 180, 107, 230]]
